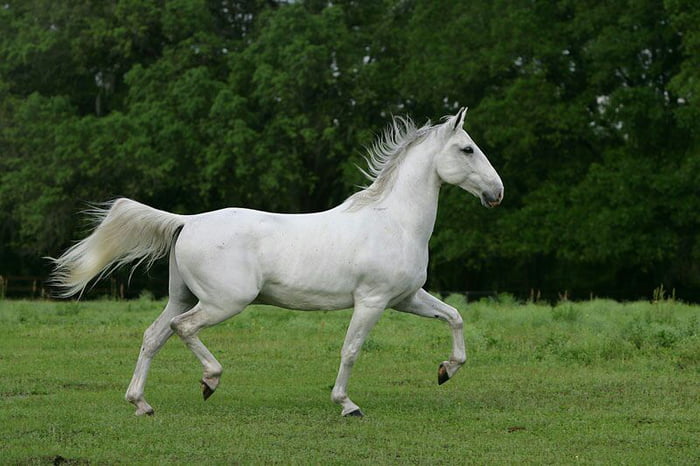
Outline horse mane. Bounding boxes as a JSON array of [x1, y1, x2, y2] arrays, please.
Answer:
[[347, 115, 435, 210]]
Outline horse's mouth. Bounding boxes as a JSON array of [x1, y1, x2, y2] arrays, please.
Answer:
[[480, 196, 502, 208], [480, 188, 503, 208]]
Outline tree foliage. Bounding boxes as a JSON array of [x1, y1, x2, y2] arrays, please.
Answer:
[[1, 0, 698, 299]]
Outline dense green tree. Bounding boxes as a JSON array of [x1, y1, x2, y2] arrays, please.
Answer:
[[393, 0, 699, 297], [0, 0, 698, 299]]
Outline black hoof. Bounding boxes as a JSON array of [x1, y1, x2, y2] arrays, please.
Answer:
[[438, 363, 450, 385], [201, 381, 215, 400], [345, 409, 364, 417]]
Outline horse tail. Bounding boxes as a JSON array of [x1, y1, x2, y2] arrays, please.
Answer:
[[50, 198, 186, 298]]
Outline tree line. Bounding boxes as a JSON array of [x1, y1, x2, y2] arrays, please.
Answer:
[[1, 0, 698, 300]]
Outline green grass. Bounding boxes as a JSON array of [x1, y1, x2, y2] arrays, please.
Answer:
[[1, 297, 699, 464]]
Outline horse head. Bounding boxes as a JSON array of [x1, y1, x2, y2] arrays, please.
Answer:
[[434, 107, 504, 208]]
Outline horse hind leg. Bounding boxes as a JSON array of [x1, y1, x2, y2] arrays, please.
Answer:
[[169, 300, 249, 401], [125, 246, 195, 416], [125, 295, 194, 416]]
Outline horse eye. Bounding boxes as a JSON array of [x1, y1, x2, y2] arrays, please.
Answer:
[[461, 146, 474, 154]]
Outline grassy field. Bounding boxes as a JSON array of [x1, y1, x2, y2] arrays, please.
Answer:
[[1, 296, 698, 464]]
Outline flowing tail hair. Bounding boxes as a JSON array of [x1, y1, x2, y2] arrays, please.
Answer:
[[50, 198, 186, 298]]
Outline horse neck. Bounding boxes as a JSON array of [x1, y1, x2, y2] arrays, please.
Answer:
[[381, 144, 442, 243]]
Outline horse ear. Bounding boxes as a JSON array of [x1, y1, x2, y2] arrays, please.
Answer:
[[452, 107, 468, 131]]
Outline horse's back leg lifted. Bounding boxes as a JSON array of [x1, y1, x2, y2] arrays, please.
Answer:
[[169, 299, 251, 400], [165, 224, 262, 405]]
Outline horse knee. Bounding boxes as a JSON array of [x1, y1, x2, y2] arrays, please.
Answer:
[[142, 324, 163, 347], [446, 307, 463, 329], [170, 315, 196, 338]]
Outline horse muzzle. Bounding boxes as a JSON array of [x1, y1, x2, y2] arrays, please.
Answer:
[[481, 187, 504, 208]]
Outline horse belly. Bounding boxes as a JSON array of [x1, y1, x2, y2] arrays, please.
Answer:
[[256, 284, 354, 310], [257, 248, 358, 310]]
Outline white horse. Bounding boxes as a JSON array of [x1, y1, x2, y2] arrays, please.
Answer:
[[51, 108, 503, 417]]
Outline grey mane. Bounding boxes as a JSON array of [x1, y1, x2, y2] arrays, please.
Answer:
[[347, 115, 436, 209]]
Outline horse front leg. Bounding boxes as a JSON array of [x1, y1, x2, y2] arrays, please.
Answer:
[[394, 289, 466, 384], [331, 300, 385, 417]]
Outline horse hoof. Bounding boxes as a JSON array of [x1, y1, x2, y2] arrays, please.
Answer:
[[201, 380, 216, 400], [438, 363, 450, 385], [344, 409, 364, 418], [135, 406, 154, 416], [132, 399, 155, 416]]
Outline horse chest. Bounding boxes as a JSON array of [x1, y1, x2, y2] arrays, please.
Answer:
[[357, 233, 429, 289]]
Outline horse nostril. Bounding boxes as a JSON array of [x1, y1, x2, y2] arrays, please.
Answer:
[[482, 191, 502, 207]]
